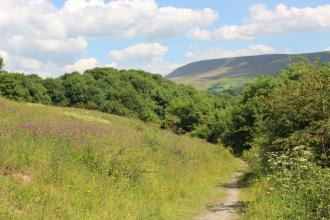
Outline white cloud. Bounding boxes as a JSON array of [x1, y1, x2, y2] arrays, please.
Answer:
[[144, 58, 183, 74], [0, 0, 217, 75], [110, 43, 168, 62], [185, 44, 276, 62], [60, 0, 217, 39], [63, 58, 116, 73], [0, 50, 10, 66], [3, 35, 87, 62], [0, 51, 60, 77], [109, 43, 174, 74], [0, 0, 217, 41], [16, 57, 43, 71], [326, 47, 330, 51], [214, 4, 330, 40], [34, 37, 87, 53], [0, 0, 87, 75], [188, 28, 212, 40], [105, 63, 118, 69]]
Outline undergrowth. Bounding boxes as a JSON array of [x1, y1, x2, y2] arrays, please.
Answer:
[[240, 146, 330, 220]]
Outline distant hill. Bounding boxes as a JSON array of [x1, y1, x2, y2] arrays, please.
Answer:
[[167, 51, 330, 92]]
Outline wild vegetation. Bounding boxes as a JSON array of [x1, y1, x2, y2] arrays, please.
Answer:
[[0, 67, 220, 136], [0, 65, 255, 153], [0, 97, 239, 219], [0, 56, 329, 219], [237, 59, 330, 219]]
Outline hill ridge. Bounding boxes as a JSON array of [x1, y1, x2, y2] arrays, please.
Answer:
[[167, 51, 330, 91]]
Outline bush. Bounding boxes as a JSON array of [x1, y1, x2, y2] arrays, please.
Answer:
[[244, 146, 330, 220]]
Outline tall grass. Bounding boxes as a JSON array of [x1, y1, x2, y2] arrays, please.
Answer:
[[0, 97, 239, 219]]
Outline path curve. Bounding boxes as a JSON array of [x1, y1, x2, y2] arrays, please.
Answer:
[[194, 172, 243, 220]]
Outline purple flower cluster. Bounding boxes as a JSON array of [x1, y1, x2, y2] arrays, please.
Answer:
[[18, 116, 112, 148]]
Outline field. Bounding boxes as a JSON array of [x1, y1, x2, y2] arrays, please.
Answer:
[[170, 74, 254, 92], [0, 97, 239, 219]]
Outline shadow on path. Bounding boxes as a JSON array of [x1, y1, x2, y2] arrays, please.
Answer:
[[207, 201, 245, 213], [194, 171, 246, 220]]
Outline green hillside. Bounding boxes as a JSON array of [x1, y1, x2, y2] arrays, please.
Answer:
[[167, 51, 330, 92], [0, 97, 240, 219]]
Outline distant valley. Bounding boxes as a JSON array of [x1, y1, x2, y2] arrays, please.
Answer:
[[167, 51, 330, 92]]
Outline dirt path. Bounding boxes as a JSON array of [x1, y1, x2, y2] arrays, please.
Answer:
[[194, 172, 243, 220]]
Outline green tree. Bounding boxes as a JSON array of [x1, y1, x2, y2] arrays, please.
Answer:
[[254, 60, 330, 167], [43, 78, 67, 105], [0, 73, 30, 100]]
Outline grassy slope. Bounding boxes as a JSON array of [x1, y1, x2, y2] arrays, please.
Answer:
[[0, 97, 239, 219], [169, 72, 258, 93]]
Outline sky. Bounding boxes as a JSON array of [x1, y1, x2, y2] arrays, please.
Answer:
[[0, 0, 330, 77]]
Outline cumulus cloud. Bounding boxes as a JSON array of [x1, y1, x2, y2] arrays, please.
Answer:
[[188, 28, 212, 40], [144, 58, 183, 74], [60, 0, 217, 39], [64, 58, 101, 73], [185, 44, 276, 62], [0, 0, 87, 75], [0, 51, 60, 77], [109, 43, 168, 62], [214, 4, 330, 40], [64, 58, 117, 73], [0, 0, 217, 75], [2, 35, 87, 63], [105, 63, 118, 69], [109, 43, 174, 74]]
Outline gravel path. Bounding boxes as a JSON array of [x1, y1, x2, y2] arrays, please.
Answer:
[[194, 172, 243, 220]]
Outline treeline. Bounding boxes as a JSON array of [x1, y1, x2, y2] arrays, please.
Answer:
[[0, 67, 223, 136]]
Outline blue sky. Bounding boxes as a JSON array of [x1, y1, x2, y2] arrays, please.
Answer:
[[1, 0, 330, 76]]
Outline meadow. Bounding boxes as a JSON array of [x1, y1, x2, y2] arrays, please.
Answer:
[[0, 97, 239, 219]]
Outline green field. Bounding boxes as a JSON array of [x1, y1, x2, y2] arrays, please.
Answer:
[[0, 97, 240, 219]]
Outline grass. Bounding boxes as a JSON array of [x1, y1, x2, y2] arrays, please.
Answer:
[[204, 76, 255, 92], [0, 97, 240, 219], [239, 149, 330, 220], [168, 67, 256, 92], [240, 170, 330, 220]]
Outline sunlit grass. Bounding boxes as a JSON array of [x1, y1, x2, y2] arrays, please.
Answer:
[[0, 97, 239, 219]]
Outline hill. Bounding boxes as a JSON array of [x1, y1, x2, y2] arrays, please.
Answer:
[[167, 51, 330, 92], [0, 97, 239, 219]]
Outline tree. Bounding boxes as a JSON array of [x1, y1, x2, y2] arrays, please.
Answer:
[[255, 60, 330, 167]]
